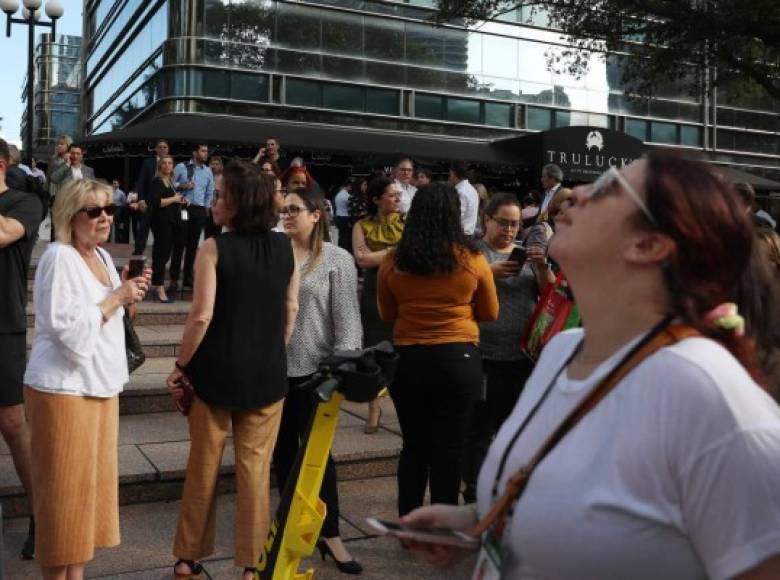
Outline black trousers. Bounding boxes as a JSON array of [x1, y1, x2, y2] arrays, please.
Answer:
[[113, 207, 130, 243], [462, 358, 534, 503], [272, 376, 341, 538], [131, 210, 151, 254], [389, 343, 482, 516], [170, 205, 207, 284], [335, 217, 352, 255], [151, 217, 184, 286]]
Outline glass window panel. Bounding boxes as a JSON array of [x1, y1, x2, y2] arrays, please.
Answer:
[[479, 76, 520, 101], [415, 93, 444, 120], [276, 51, 322, 75], [231, 72, 269, 102], [527, 106, 552, 130], [483, 35, 518, 78], [554, 110, 571, 127], [466, 32, 482, 76], [587, 113, 609, 128], [443, 28, 469, 71], [286, 78, 322, 107], [446, 97, 481, 124], [517, 40, 551, 84], [276, 3, 321, 50], [322, 11, 363, 54], [650, 121, 678, 144], [323, 56, 365, 81], [365, 18, 404, 60], [484, 102, 512, 127], [405, 22, 444, 67], [626, 118, 648, 141], [406, 67, 447, 91], [366, 88, 399, 115], [366, 62, 405, 85], [322, 83, 364, 111], [680, 125, 702, 147]]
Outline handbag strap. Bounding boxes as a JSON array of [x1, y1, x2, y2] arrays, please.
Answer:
[[470, 323, 700, 539]]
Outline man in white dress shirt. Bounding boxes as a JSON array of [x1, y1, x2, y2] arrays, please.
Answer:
[[448, 162, 479, 236], [539, 163, 563, 214], [394, 157, 417, 214]]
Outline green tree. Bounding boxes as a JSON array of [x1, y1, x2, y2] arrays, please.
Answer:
[[434, 0, 780, 102]]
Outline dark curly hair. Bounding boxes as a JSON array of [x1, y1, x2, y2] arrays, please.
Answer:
[[394, 181, 476, 275], [222, 160, 278, 234]]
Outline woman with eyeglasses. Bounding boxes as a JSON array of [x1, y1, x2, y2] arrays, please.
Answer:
[[274, 188, 364, 575], [168, 162, 299, 580], [352, 176, 404, 433], [461, 193, 548, 504], [149, 154, 183, 303], [24, 179, 150, 580], [402, 152, 780, 580]]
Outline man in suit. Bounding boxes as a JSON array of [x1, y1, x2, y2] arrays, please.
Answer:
[[129, 139, 169, 255], [48, 143, 95, 186], [539, 163, 563, 214]]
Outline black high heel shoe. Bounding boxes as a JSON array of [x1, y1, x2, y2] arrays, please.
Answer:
[[317, 538, 363, 575]]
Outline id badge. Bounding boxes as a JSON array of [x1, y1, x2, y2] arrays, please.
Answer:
[[181, 208, 189, 222], [471, 530, 505, 580]]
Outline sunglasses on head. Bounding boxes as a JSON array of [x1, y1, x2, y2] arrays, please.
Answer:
[[587, 167, 657, 227], [78, 204, 117, 219]]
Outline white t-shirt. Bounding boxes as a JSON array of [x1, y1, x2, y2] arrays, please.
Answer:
[[456, 179, 480, 236], [477, 328, 780, 580], [334, 188, 351, 217], [395, 180, 417, 215], [25, 243, 128, 398]]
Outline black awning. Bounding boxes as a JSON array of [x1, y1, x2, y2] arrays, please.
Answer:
[[712, 165, 780, 191], [82, 113, 521, 167]]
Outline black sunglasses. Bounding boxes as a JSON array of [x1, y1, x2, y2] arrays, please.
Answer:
[[78, 204, 117, 219]]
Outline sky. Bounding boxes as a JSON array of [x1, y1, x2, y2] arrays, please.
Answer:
[[0, 0, 83, 147]]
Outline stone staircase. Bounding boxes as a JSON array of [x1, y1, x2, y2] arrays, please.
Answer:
[[2, 244, 400, 519]]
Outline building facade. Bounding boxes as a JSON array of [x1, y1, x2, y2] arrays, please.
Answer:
[[82, 0, 780, 191], [21, 34, 81, 161]]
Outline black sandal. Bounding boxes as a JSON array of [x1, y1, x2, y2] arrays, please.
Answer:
[[174, 559, 203, 579]]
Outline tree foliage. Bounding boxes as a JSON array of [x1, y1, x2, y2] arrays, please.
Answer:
[[434, 0, 780, 102]]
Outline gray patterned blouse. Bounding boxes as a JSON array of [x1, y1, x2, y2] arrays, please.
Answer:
[[287, 242, 363, 377]]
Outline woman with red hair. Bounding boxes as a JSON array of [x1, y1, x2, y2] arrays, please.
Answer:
[[282, 166, 315, 194], [402, 151, 780, 580]]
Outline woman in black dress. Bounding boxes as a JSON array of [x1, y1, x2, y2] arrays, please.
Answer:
[[149, 154, 183, 303], [167, 161, 300, 580]]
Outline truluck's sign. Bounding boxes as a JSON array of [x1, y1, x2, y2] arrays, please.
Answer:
[[493, 126, 647, 182]]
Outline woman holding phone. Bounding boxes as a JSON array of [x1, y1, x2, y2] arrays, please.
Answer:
[[25, 179, 150, 580], [402, 153, 780, 580], [275, 188, 364, 574], [149, 154, 183, 303]]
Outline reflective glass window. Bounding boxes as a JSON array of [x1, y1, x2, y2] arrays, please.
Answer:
[[650, 121, 677, 144], [364, 18, 403, 60], [275, 3, 322, 50], [323, 83, 364, 111], [680, 125, 703, 147], [625, 118, 648, 141], [484, 102, 512, 127], [204, 0, 229, 39], [366, 88, 399, 115], [286, 78, 322, 107], [446, 98, 481, 124], [483, 35, 518, 78], [322, 11, 363, 54], [415, 93, 444, 120], [553, 110, 571, 127], [231, 72, 270, 102], [443, 28, 469, 71], [87, 0, 143, 75], [405, 22, 444, 67], [527, 106, 552, 130]]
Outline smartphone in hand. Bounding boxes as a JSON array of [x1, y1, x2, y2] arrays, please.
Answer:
[[508, 244, 527, 267], [128, 255, 146, 278], [366, 517, 479, 549]]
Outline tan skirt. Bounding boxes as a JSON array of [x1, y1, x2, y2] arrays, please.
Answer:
[[25, 387, 120, 566]]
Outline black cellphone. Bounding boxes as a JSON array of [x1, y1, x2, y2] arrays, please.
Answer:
[[128, 255, 146, 278], [508, 244, 527, 266]]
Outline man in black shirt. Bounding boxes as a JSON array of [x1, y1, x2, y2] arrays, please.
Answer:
[[0, 138, 41, 558]]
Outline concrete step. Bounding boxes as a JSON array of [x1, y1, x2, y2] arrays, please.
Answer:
[[27, 323, 186, 358], [0, 398, 400, 518], [120, 357, 179, 415], [26, 298, 192, 328]]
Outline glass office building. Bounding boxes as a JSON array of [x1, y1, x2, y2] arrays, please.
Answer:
[[83, 0, 780, 188], [21, 34, 81, 161]]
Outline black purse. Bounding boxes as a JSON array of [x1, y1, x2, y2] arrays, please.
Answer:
[[97, 250, 146, 373]]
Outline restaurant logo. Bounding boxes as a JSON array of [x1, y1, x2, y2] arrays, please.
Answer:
[[586, 130, 604, 152]]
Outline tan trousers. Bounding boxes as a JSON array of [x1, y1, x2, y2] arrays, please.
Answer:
[[25, 387, 120, 567], [173, 396, 283, 567]]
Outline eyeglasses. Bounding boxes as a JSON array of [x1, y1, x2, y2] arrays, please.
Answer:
[[492, 217, 520, 229], [280, 204, 309, 217], [78, 204, 117, 219], [588, 167, 657, 227]]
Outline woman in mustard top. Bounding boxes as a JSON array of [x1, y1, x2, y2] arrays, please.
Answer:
[[352, 176, 404, 433], [377, 182, 498, 516]]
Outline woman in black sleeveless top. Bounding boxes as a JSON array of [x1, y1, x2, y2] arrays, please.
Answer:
[[149, 154, 183, 303], [167, 162, 299, 580]]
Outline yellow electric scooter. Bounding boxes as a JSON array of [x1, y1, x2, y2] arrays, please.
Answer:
[[255, 342, 398, 580]]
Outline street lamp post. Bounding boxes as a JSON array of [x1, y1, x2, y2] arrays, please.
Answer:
[[0, 0, 64, 165]]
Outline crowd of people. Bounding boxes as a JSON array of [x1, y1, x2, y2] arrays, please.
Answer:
[[1, 130, 780, 580]]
